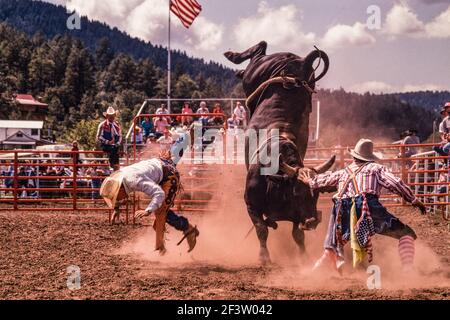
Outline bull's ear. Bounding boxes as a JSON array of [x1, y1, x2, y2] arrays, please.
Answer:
[[235, 70, 245, 79]]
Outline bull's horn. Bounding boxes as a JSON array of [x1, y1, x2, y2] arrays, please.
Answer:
[[313, 155, 336, 174], [280, 162, 299, 176], [303, 48, 330, 83]]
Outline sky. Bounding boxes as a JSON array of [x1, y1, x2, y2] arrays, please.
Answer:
[[43, 0, 450, 93]]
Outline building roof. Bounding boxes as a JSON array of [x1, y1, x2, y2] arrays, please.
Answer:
[[14, 94, 48, 108], [0, 120, 44, 129]]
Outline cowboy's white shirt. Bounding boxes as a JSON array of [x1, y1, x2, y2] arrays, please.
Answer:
[[120, 159, 165, 213]]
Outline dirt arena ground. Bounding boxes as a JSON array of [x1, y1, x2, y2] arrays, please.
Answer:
[[0, 204, 449, 300]]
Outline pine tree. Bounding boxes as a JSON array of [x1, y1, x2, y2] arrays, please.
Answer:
[[174, 74, 198, 99], [64, 40, 95, 106], [95, 37, 114, 70], [28, 43, 56, 93], [136, 59, 158, 97]]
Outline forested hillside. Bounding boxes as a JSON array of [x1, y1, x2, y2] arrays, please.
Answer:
[[0, 0, 238, 93], [0, 0, 448, 147], [317, 89, 441, 146]]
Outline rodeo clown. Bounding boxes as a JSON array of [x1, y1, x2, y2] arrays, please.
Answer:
[[100, 151, 199, 254], [283, 139, 427, 273]]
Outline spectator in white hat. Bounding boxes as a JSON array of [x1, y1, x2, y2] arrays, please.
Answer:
[[97, 106, 122, 171]]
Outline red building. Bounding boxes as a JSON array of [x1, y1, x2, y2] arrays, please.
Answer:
[[13, 94, 48, 121]]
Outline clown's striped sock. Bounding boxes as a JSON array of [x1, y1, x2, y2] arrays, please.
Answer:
[[398, 236, 415, 269]]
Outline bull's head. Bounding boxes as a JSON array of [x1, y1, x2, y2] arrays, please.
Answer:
[[279, 155, 336, 230]]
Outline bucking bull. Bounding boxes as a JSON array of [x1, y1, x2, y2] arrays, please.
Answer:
[[224, 41, 336, 264]]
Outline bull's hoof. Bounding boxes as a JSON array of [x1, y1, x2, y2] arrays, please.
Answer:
[[224, 51, 238, 62], [259, 248, 271, 265]]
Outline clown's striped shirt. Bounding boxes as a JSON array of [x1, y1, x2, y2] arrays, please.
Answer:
[[310, 162, 416, 203]]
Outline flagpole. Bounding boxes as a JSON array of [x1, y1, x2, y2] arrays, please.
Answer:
[[167, 1, 172, 113]]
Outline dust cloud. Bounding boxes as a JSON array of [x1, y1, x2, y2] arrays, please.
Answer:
[[117, 163, 449, 291]]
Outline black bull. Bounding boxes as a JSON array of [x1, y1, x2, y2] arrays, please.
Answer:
[[224, 41, 336, 264]]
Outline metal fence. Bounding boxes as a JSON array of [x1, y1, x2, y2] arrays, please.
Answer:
[[1, 141, 448, 222]]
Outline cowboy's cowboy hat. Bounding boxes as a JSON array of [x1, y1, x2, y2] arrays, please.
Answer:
[[103, 106, 119, 117], [349, 139, 380, 162], [100, 171, 125, 209]]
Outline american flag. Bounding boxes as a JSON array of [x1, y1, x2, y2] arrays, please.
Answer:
[[170, 0, 202, 29]]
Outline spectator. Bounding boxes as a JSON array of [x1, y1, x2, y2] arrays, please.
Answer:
[[26, 165, 37, 198], [437, 163, 448, 196], [403, 129, 420, 157], [17, 166, 28, 197], [71, 140, 81, 165], [87, 166, 105, 200], [433, 103, 450, 157], [157, 129, 174, 152], [196, 101, 210, 126], [146, 133, 157, 146], [233, 101, 247, 127], [4, 165, 13, 189], [179, 102, 194, 126], [141, 116, 155, 143], [227, 113, 240, 129], [155, 104, 171, 124], [154, 116, 170, 138], [133, 126, 143, 145], [212, 103, 224, 125], [97, 106, 122, 171]]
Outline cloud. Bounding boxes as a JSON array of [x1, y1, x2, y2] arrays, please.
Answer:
[[233, 1, 316, 52], [383, 3, 425, 37], [425, 6, 450, 38], [349, 81, 446, 94], [188, 17, 224, 51], [125, 0, 168, 45], [321, 22, 376, 50], [59, 0, 224, 52], [383, 3, 450, 38]]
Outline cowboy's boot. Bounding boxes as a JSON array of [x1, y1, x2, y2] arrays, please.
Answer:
[[184, 224, 200, 252]]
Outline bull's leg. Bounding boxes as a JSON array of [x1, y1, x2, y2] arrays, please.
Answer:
[[292, 223, 306, 254], [224, 41, 267, 64], [249, 211, 271, 265]]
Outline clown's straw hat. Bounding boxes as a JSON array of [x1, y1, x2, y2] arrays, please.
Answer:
[[100, 171, 124, 209]]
